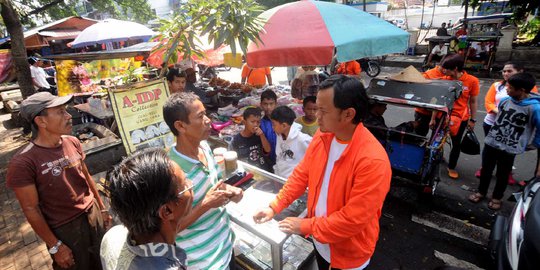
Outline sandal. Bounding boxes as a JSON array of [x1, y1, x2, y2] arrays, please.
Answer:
[[448, 168, 459, 179], [488, 199, 502, 210], [468, 193, 484, 203]]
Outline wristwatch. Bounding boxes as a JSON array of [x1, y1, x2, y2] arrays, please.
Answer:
[[48, 240, 62, 254]]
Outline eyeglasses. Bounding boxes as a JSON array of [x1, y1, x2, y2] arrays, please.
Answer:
[[177, 182, 194, 197]]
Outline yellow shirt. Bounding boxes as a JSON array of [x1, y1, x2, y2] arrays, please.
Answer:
[[295, 116, 319, 136]]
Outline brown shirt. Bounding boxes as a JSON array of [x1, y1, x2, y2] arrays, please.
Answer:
[[6, 136, 94, 228]]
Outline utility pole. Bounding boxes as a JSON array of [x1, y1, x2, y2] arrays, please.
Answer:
[[463, 0, 469, 29], [420, 0, 425, 29]]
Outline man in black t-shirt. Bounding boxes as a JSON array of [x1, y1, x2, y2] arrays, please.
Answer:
[[231, 107, 272, 171], [436, 23, 449, 36]]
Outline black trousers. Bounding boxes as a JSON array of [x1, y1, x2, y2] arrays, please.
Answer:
[[448, 121, 468, 169], [51, 201, 105, 270], [482, 122, 492, 137], [229, 251, 238, 270], [478, 144, 516, 200], [315, 248, 341, 270], [414, 112, 431, 137]]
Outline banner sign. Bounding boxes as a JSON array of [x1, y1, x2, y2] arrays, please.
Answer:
[[108, 79, 174, 154]]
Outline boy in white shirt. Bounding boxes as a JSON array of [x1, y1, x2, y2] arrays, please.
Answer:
[[270, 106, 312, 178]]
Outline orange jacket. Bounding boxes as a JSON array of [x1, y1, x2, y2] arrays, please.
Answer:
[[270, 124, 392, 268], [336, 61, 361, 75]]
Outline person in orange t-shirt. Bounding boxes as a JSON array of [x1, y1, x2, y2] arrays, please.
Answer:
[[335, 61, 361, 76], [440, 54, 479, 179], [241, 64, 272, 86], [423, 65, 446, 79], [414, 65, 447, 136]]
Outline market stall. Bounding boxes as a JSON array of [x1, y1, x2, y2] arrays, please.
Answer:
[[47, 42, 161, 173]]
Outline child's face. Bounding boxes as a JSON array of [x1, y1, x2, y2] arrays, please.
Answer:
[[271, 120, 286, 135], [169, 76, 186, 93], [506, 83, 524, 99], [261, 98, 276, 117], [303, 102, 317, 120], [244, 115, 261, 133]]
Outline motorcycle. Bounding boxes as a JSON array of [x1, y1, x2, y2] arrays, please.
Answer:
[[357, 58, 381, 78], [489, 176, 540, 269], [197, 64, 218, 80]]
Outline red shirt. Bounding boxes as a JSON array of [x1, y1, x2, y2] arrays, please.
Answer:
[[7, 136, 94, 228]]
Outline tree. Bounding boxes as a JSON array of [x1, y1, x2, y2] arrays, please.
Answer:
[[16, 0, 156, 25], [0, 0, 34, 99], [155, 0, 265, 76]]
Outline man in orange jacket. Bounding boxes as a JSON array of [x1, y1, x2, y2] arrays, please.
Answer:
[[253, 75, 392, 269]]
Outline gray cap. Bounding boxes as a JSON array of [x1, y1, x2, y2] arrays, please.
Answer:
[[20, 92, 73, 123]]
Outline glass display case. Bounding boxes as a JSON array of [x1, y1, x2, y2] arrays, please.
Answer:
[[227, 161, 313, 270]]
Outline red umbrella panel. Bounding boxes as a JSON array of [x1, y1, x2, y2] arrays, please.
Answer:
[[147, 38, 238, 68]]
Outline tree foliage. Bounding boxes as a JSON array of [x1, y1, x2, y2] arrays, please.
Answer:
[[466, 0, 540, 44], [155, 0, 265, 69], [13, 0, 156, 25]]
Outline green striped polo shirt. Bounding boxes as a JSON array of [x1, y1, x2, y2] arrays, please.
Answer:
[[169, 141, 234, 270]]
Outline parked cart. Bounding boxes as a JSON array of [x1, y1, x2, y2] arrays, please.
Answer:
[[366, 78, 463, 195]]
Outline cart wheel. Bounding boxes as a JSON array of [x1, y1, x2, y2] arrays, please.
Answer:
[[418, 188, 434, 202], [365, 61, 381, 77]]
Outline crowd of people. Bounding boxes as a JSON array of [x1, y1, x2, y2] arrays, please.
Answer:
[[421, 55, 540, 211], [6, 53, 540, 270]]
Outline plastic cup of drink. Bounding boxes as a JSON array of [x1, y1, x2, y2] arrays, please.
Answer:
[[223, 151, 238, 176]]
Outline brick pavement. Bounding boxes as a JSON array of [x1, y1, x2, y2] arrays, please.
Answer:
[[0, 114, 53, 270], [0, 180, 52, 270]]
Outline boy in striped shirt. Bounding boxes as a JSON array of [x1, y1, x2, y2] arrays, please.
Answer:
[[163, 92, 243, 269]]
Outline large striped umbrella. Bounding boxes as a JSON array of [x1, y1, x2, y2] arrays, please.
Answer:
[[246, 0, 409, 67]]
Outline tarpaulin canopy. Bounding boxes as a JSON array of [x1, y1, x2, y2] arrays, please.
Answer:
[[71, 19, 155, 48]]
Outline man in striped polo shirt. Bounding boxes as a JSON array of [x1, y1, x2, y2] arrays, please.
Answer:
[[163, 92, 243, 269]]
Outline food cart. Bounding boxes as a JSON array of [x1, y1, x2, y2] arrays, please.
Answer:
[[366, 78, 463, 195]]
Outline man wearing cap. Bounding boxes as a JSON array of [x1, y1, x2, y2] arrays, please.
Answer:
[[29, 57, 55, 94], [6, 92, 110, 270]]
